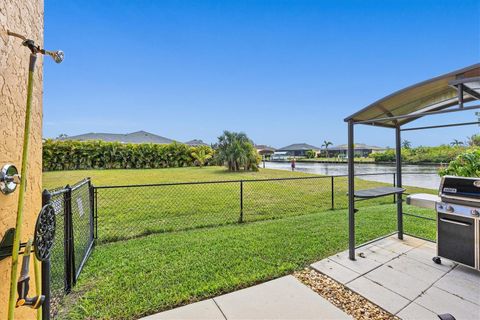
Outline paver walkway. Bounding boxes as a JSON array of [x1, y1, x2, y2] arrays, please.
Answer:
[[311, 235, 480, 320], [141, 275, 351, 319]]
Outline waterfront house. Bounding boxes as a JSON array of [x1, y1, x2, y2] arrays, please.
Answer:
[[328, 143, 386, 157], [277, 143, 321, 157]]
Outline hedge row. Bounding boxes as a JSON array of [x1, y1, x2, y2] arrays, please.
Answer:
[[371, 145, 469, 163], [43, 140, 215, 171]]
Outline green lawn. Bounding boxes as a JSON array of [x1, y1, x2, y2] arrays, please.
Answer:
[[44, 167, 434, 244], [43, 167, 437, 319], [43, 166, 315, 188], [58, 204, 435, 320]]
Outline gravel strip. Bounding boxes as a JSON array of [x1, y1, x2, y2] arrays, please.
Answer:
[[295, 268, 399, 320]]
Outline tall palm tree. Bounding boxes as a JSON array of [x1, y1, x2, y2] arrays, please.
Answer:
[[402, 140, 412, 149], [322, 140, 333, 158], [450, 139, 464, 147]]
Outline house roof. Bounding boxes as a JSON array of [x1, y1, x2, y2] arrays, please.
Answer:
[[345, 63, 480, 127], [185, 139, 209, 146], [255, 145, 277, 152], [329, 143, 385, 151], [278, 143, 321, 151], [60, 131, 175, 144]]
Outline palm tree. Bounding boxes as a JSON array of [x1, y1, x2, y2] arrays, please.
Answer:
[[450, 139, 464, 147], [402, 140, 412, 149], [322, 140, 333, 158], [467, 134, 480, 147], [191, 148, 212, 168], [215, 131, 259, 171]]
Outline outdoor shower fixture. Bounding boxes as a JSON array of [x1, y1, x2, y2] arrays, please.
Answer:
[[0, 164, 20, 195], [2, 28, 63, 320], [6, 30, 64, 63]]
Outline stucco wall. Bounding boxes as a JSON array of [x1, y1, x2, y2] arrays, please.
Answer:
[[0, 1, 44, 319]]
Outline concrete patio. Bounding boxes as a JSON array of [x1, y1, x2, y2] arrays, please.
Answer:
[[311, 235, 480, 320]]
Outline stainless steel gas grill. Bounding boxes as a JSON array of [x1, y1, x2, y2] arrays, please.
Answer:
[[434, 176, 480, 270]]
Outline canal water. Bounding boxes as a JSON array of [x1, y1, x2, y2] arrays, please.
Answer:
[[263, 161, 441, 190]]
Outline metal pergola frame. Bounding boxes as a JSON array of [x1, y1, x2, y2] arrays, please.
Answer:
[[344, 66, 480, 261]]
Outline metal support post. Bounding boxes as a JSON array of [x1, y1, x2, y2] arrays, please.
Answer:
[[348, 121, 355, 260], [395, 127, 403, 240]]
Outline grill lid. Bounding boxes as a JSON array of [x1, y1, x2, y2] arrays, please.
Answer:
[[439, 176, 480, 202]]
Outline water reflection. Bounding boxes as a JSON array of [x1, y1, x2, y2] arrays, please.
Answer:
[[263, 161, 440, 190]]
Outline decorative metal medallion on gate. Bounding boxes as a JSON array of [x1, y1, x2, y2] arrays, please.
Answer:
[[34, 204, 56, 261]]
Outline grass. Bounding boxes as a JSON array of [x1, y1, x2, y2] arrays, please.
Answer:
[[44, 166, 437, 319], [43, 166, 315, 189], [58, 204, 435, 320], [44, 167, 434, 243]]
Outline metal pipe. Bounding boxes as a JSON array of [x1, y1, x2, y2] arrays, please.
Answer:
[[353, 104, 480, 125], [6, 31, 63, 319], [8, 54, 37, 319], [403, 212, 436, 221], [347, 121, 355, 260], [458, 84, 464, 108], [395, 126, 403, 240], [393, 173, 396, 204], [401, 121, 480, 131]]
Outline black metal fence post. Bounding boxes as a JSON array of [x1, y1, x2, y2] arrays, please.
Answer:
[[239, 181, 244, 223], [88, 178, 95, 245], [41, 189, 52, 320], [94, 187, 98, 240], [331, 176, 335, 210], [64, 185, 74, 292]]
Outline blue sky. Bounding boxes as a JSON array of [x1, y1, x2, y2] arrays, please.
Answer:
[[44, 0, 479, 148]]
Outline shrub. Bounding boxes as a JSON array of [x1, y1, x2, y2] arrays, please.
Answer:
[[439, 148, 480, 177], [214, 131, 260, 171], [371, 149, 396, 162], [42, 140, 214, 171], [371, 145, 468, 164], [468, 134, 480, 147], [305, 150, 316, 159]]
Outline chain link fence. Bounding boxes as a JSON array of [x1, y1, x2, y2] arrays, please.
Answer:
[[43, 172, 436, 318], [45, 178, 94, 319], [93, 173, 413, 244]]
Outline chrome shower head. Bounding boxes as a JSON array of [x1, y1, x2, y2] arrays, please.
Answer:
[[44, 50, 65, 64]]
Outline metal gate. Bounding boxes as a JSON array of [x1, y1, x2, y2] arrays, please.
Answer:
[[42, 178, 95, 319]]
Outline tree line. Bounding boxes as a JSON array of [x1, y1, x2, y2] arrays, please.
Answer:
[[43, 130, 260, 172], [43, 140, 215, 171]]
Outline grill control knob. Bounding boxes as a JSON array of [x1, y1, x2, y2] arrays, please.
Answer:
[[471, 209, 480, 217], [446, 205, 454, 213]]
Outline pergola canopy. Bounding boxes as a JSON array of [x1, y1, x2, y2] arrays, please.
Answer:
[[345, 63, 480, 128], [345, 63, 480, 261]]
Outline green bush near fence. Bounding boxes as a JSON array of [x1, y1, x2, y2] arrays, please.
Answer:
[[42, 140, 214, 171]]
